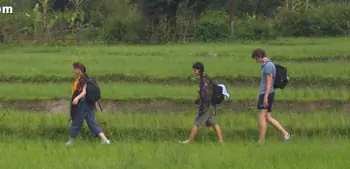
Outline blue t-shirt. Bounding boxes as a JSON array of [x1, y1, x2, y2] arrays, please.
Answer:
[[259, 59, 275, 94]]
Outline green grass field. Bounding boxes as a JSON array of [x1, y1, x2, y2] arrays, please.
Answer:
[[2, 111, 350, 139], [1, 37, 350, 169], [0, 82, 349, 101], [3, 140, 350, 169], [1, 112, 350, 168], [1, 37, 350, 81]]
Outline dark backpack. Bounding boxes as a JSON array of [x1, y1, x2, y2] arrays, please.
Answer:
[[70, 76, 102, 120], [274, 64, 288, 89], [85, 78, 101, 104], [211, 83, 226, 105]]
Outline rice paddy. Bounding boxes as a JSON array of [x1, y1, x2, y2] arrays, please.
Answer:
[[1, 37, 349, 169]]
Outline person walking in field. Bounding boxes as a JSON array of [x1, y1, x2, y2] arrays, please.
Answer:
[[252, 48, 291, 144], [65, 62, 110, 146], [181, 62, 224, 144]]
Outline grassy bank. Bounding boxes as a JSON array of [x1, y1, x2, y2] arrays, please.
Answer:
[[0, 83, 348, 101], [1, 38, 349, 83], [0, 139, 349, 169], [4, 37, 350, 59], [1, 57, 348, 79], [1, 111, 350, 141]]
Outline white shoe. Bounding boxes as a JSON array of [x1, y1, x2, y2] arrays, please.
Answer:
[[101, 139, 111, 144], [284, 133, 292, 140], [179, 140, 189, 144], [257, 140, 264, 145], [65, 140, 73, 147]]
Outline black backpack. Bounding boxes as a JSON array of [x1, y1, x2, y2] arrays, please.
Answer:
[[85, 77, 101, 104], [274, 64, 288, 89], [70, 76, 102, 120], [211, 83, 226, 105]]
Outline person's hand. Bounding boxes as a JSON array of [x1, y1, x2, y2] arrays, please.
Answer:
[[72, 97, 79, 105], [263, 96, 269, 108]]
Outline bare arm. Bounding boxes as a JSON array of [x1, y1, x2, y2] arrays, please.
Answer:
[[263, 63, 275, 98], [264, 74, 273, 98], [74, 84, 87, 100]]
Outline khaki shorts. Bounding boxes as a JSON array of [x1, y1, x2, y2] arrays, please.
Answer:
[[193, 105, 217, 127]]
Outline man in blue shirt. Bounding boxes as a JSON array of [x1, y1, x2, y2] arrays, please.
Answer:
[[252, 48, 290, 144]]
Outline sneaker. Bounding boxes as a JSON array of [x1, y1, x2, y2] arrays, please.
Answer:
[[179, 140, 189, 144], [257, 140, 264, 145], [284, 133, 292, 141], [101, 139, 111, 144], [65, 140, 73, 147]]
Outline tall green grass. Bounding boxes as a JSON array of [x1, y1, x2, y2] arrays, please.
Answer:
[[0, 83, 348, 101], [0, 139, 350, 169], [1, 37, 349, 81], [4, 37, 350, 59], [1, 54, 348, 79], [2, 111, 350, 141], [1, 110, 350, 169], [0, 37, 349, 168]]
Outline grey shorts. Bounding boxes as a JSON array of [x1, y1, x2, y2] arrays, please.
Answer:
[[193, 105, 217, 127]]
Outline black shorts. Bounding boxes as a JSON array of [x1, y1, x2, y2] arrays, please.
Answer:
[[257, 92, 275, 112]]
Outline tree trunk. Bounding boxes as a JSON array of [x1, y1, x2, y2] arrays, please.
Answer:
[[187, 0, 206, 19], [228, 0, 235, 36], [166, 0, 180, 40]]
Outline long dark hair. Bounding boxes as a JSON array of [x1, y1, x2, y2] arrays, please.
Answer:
[[73, 62, 90, 82], [73, 62, 86, 73], [192, 61, 204, 78]]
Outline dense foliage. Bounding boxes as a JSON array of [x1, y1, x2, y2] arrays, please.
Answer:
[[0, 0, 349, 44]]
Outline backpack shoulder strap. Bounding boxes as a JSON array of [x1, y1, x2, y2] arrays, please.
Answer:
[[81, 74, 99, 87], [80, 73, 90, 82], [203, 74, 215, 84]]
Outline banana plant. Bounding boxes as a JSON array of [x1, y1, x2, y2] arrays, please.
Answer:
[[32, 3, 41, 38], [31, 0, 59, 43], [38, 0, 48, 34], [70, 0, 86, 43]]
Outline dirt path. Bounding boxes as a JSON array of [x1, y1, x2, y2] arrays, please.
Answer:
[[0, 99, 349, 113]]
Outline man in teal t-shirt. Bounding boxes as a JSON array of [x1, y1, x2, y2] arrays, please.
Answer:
[[252, 48, 291, 144]]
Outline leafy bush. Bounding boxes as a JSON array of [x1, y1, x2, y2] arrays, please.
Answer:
[[320, 4, 350, 36], [1, 1, 349, 44], [234, 15, 276, 40], [196, 10, 230, 41], [274, 4, 350, 37], [100, 16, 141, 44], [0, 13, 34, 41], [98, 3, 142, 44]]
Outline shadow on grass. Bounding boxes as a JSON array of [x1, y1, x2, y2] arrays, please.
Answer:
[[0, 125, 349, 142]]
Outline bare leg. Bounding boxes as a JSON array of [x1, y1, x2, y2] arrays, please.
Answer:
[[213, 124, 224, 143], [258, 109, 268, 143], [266, 113, 289, 137], [98, 132, 108, 140], [187, 125, 200, 144]]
